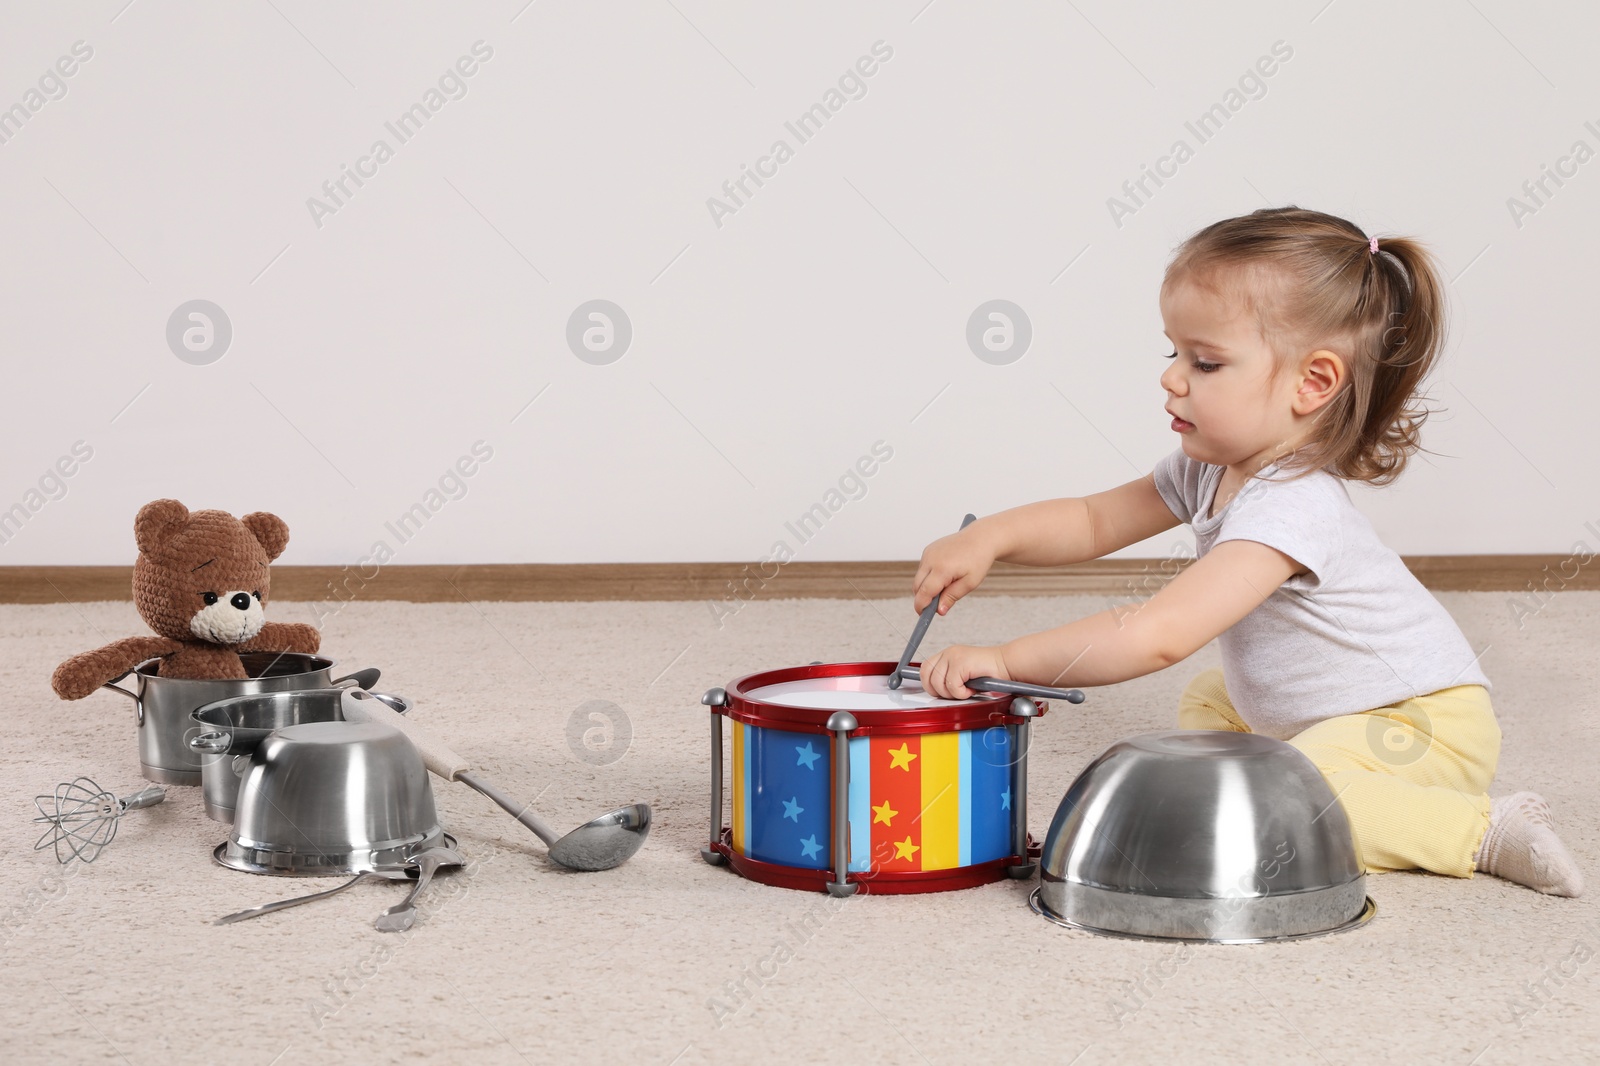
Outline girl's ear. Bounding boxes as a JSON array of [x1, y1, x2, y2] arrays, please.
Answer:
[[1293, 349, 1345, 415]]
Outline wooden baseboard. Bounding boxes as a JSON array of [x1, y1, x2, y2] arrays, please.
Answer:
[[0, 556, 1585, 605]]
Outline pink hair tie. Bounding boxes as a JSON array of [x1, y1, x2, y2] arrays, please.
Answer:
[[1369, 236, 1379, 254]]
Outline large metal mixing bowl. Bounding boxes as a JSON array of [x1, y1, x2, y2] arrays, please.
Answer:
[[215, 720, 449, 877], [1033, 730, 1375, 943]]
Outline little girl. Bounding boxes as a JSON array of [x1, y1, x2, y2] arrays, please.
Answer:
[[914, 206, 1582, 896]]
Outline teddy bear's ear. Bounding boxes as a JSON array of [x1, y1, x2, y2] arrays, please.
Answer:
[[134, 499, 190, 554], [240, 512, 290, 562]]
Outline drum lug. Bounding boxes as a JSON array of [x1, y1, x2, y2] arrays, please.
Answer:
[[703, 688, 731, 866], [825, 711, 859, 732], [1010, 711, 1035, 880], [1009, 697, 1041, 719], [826, 711, 859, 897]]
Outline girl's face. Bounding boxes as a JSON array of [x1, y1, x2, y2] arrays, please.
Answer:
[[1158, 275, 1303, 471]]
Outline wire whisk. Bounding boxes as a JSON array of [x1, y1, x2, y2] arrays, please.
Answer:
[[33, 777, 165, 864]]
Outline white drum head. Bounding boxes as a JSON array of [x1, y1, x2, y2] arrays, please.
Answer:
[[744, 672, 976, 711]]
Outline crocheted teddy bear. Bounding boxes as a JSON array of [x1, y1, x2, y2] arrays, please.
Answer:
[[50, 499, 320, 700]]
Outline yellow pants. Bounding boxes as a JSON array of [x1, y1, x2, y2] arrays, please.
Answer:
[[1177, 669, 1501, 878]]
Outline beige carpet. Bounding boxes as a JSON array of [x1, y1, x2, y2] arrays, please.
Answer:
[[2, 592, 1595, 1065]]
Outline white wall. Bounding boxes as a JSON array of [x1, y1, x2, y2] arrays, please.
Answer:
[[0, 1, 1594, 567]]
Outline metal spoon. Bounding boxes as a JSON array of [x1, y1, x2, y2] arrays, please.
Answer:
[[340, 689, 652, 872], [890, 513, 977, 689], [374, 846, 464, 932]]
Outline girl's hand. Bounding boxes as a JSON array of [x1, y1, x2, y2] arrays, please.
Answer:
[[913, 524, 998, 615], [918, 643, 1011, 700]]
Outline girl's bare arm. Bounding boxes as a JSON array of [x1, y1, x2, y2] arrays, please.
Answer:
[[913, 474, 1183, 614], [920, 538, 1307, 698], [1005, 539, 1303, 688], [989, 473, 1184, 566]]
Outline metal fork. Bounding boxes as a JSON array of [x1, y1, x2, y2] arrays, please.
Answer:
[[374, 847, 464, 932]]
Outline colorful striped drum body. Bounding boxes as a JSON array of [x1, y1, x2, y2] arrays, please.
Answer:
[[707, 662, 1045, 894], [730, 721, 1014, 874]]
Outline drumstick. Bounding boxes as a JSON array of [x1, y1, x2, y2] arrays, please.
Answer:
[[894, 664, 1086, 704], [889, 513, 977, 689]]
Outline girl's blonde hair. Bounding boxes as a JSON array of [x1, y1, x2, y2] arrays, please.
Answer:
[[1163, 206, 1445, 485]]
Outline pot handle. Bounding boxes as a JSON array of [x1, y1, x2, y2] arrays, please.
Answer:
[[189, 730, 233, 755], [101, 669, 143, 726], [332, 667, 381, 691]]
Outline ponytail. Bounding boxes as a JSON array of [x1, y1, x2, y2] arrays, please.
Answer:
[[1335, 235, 1445, 484]]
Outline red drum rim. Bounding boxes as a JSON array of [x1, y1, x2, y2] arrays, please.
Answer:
[[721, 661, 1043, 737], [711, 829, 1039, 895]]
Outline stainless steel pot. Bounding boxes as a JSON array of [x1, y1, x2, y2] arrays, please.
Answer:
[[215, 720, 448, 877], [189, 689, 411, 822], [101, 653, 377, 785]]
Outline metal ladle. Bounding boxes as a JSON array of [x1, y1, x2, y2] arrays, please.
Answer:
[[339, 689, 651, 872]]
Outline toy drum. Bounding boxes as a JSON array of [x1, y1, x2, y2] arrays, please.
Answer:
[[700, 661, 1050, 895]]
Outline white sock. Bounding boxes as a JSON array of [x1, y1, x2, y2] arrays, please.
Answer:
[[1474, 791, 1584, 897]]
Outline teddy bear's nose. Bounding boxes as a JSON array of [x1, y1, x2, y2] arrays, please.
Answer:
[[230, 593, 253, 611]]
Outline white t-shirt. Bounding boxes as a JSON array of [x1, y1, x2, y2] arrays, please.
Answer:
[[1152, 448, 1491, 740]]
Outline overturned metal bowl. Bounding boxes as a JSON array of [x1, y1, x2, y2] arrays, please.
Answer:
[[214, 720, 449, 877], [1032, 730, 1374, 943], [190, 689, 412, 823]]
